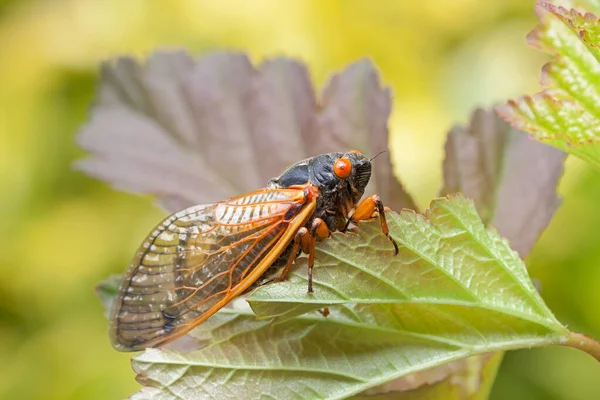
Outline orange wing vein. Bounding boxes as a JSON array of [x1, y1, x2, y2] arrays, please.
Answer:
[[109, 187, 316, 351]]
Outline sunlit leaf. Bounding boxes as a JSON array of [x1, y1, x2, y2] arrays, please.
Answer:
[[76, 51, 415, 213], [250, 195, 564, 326], [391, 107, 564, 399], [497, 2, 600, 169], [441, 108, 565, 257], [95, 196, 600, 399], [122, 195, 573, 399]]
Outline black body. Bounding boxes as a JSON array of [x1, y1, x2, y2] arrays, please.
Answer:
[[251, 151, 374, 282], [268, 151, 372, 232]]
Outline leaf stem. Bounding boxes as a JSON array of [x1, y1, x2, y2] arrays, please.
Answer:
[[564, 332, 600, 362]]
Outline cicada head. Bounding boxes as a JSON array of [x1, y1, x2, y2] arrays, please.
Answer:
[[306, 150, 372, 204], [345, 150, 372, 201], [268, 150, 374, 215]]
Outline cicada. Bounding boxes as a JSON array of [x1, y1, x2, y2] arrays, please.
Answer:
[[110, 150, 398, 351]]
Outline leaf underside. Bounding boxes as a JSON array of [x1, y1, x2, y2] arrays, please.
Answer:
[[351, 352, 503, 400], [76, 51, 416, 213]]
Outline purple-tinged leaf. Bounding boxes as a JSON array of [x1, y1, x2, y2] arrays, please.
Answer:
[[440, 108, 565, 257], [76, 51, 415, 213], [315, 59, 417, 211], [490, 128, 565, 257], [247, 58, 318, 179], [353, 353, 502, 400]]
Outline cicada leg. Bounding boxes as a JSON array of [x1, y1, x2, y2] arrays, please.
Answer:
[[307, 218, 331, 316], [277, 218, 331, 292], [307, 217, 330, 294], [276, 219, 330, 318], [346, 194, 399, 255], [275, 227, 309, 284]]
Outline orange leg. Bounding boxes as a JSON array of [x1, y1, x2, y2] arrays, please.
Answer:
[[307, 218, 330, 293], [275, 218, 331, 297], [275, 227, 309, 283], [309, 218, 330, 316], [347, 194, 399, 255]]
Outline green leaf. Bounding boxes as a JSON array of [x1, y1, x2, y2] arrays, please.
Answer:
[[249, 195, 564, 331], [130, 195, 568, 399], [434, 108, 564, 399], [378, 106, 565, 399], [99, 196, 600, 399], [497, 2, 600, 169]]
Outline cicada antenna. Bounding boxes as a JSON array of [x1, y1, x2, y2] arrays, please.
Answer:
[[369, 150, 387, 162]]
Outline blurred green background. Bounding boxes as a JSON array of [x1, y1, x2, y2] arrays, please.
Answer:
[[1, 0, 599, 399]]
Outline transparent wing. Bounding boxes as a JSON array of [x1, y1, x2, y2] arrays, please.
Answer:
[[110, 187, 315, 351]]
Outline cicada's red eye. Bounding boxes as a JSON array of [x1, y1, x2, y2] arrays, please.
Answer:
[[334, 157, 352, 179], [349, 149, 362, 155]]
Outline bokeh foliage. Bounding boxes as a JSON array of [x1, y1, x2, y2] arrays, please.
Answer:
[[0, 1, 599, 399], [499, 2, 600, 170]]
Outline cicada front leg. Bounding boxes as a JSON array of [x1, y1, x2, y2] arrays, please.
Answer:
[[306, 217, 330, 294], [274, 220, 331, 316], [346, 194, 399, 255], [306, 218, 330, 316], [276, 217, 330, 295]]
